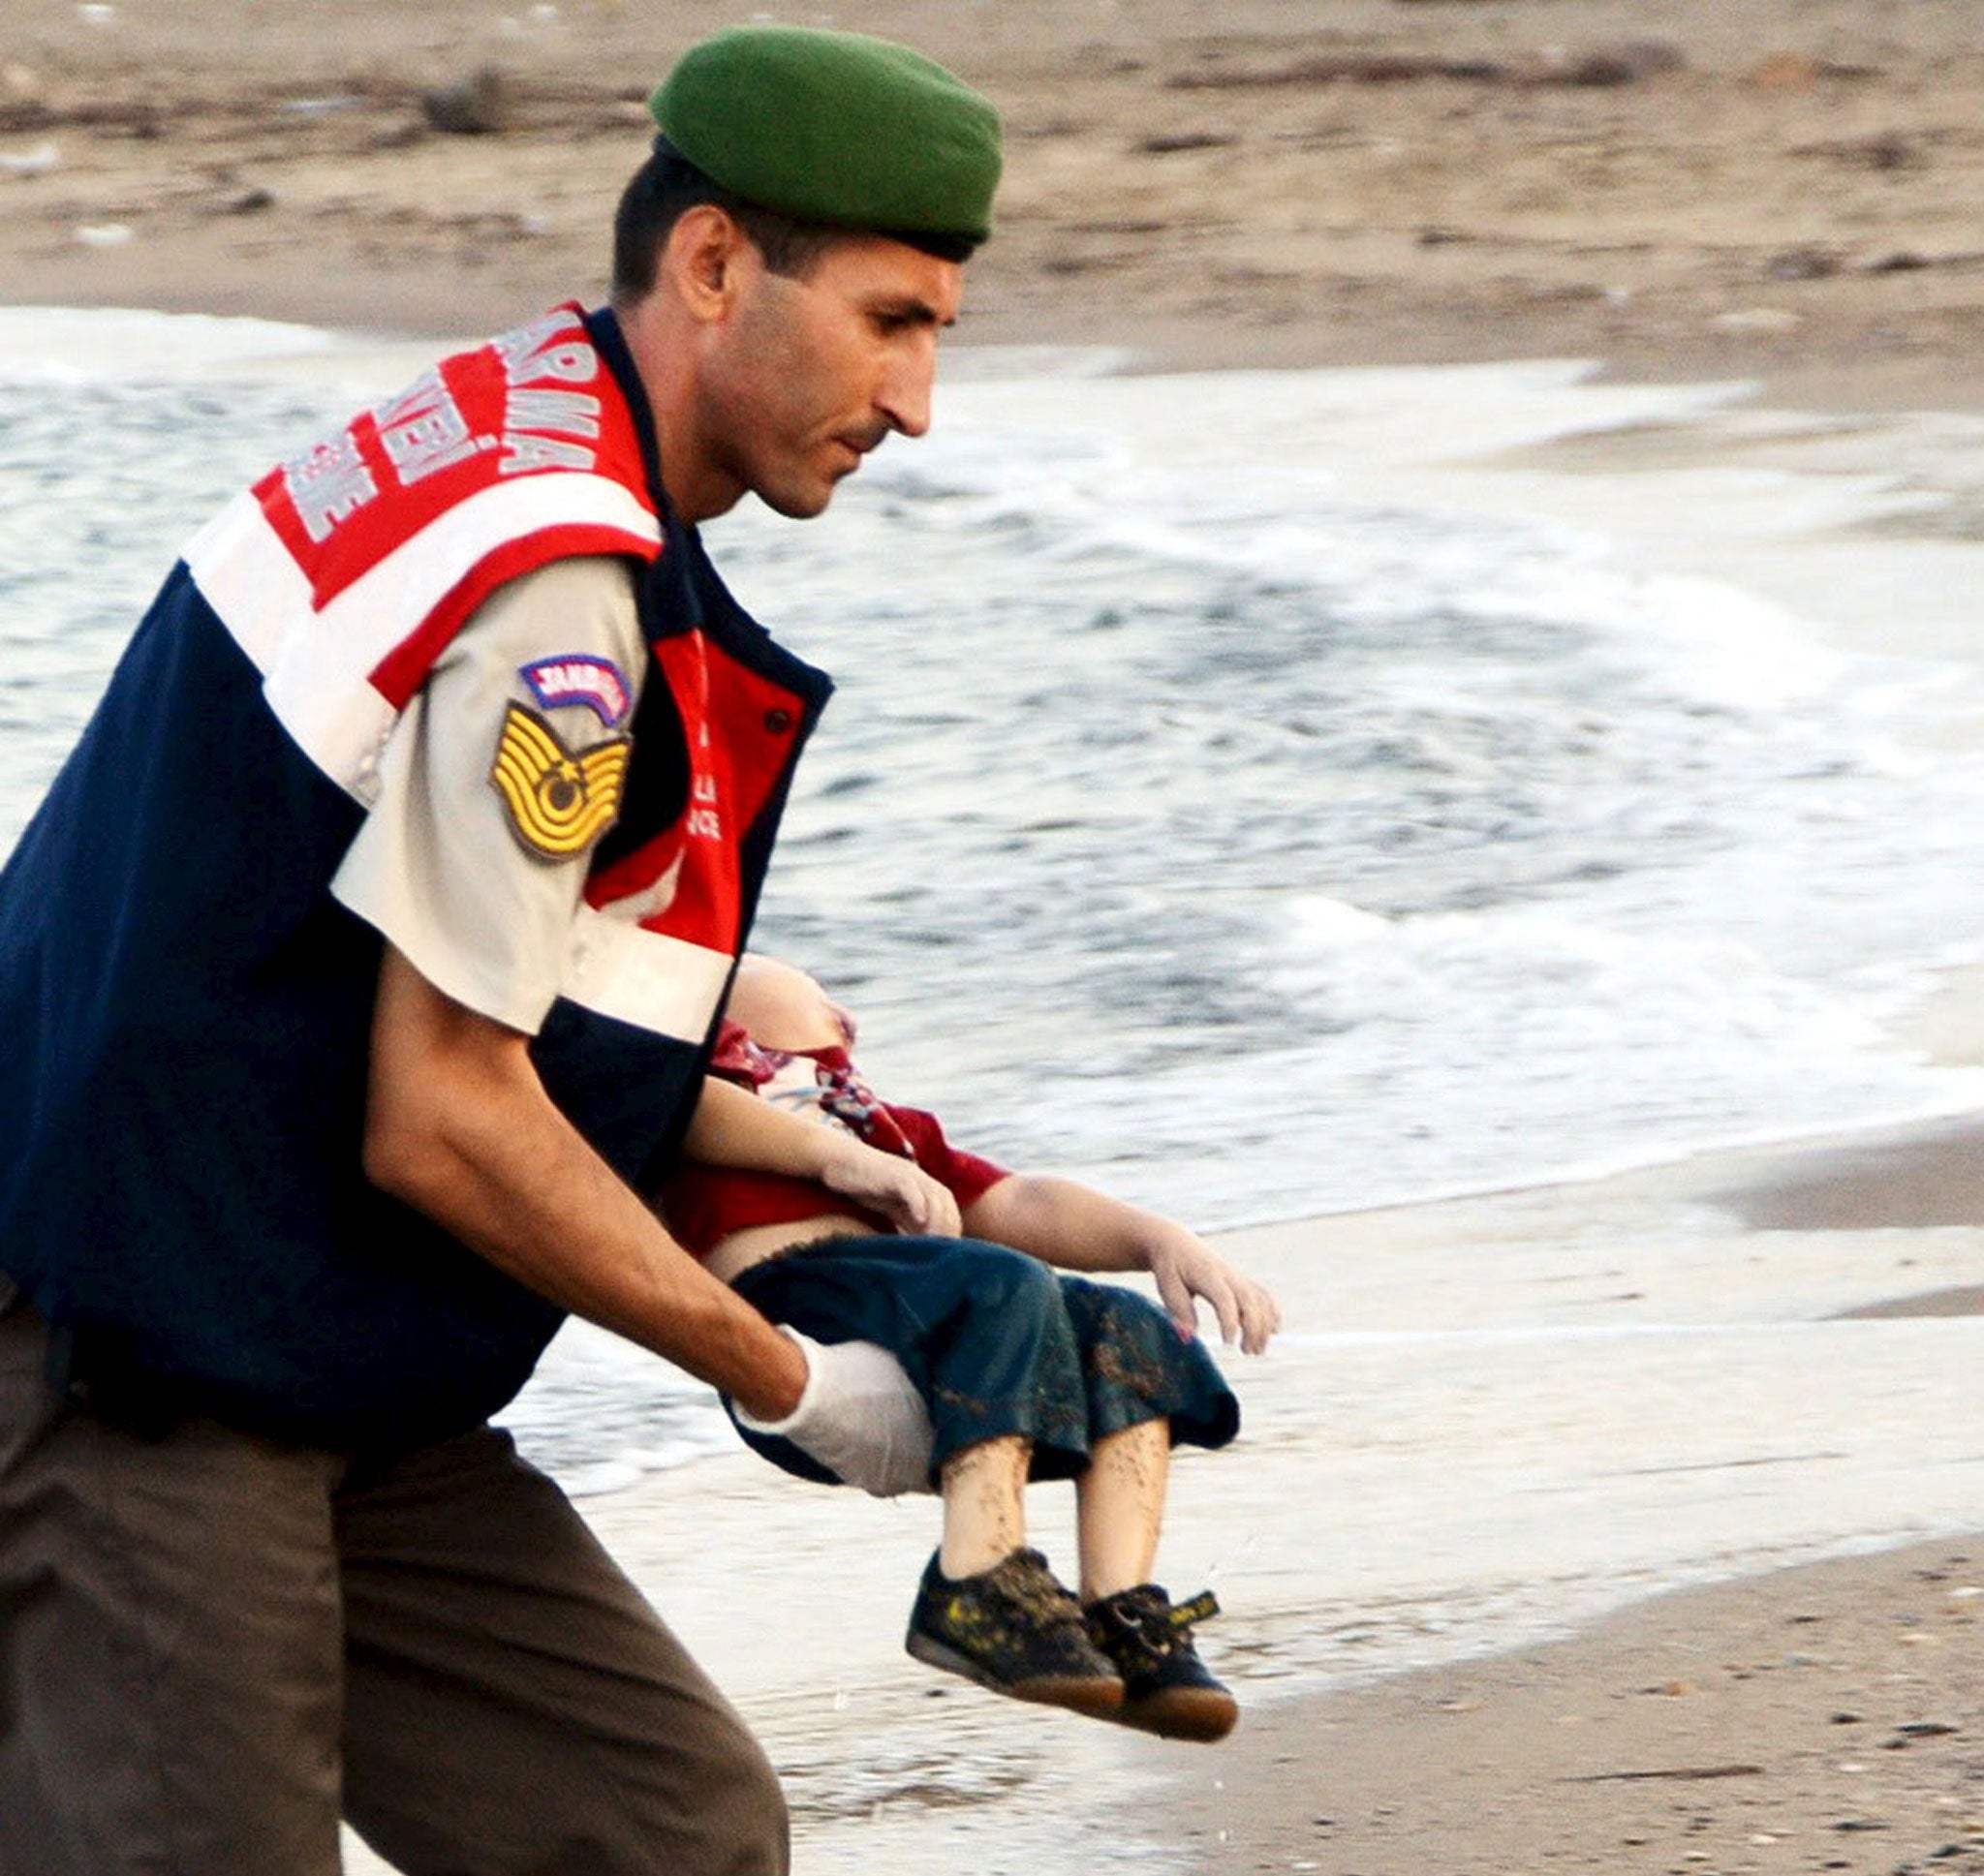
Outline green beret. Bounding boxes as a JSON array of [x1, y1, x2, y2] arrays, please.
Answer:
[[649, 26, 1002, 250]]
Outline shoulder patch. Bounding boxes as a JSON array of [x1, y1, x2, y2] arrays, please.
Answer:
[[518, 653, 632, 727], [490, 702, 632, 861]]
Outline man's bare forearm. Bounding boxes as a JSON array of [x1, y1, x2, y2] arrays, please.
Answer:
[[363, 945, 807, 1420]]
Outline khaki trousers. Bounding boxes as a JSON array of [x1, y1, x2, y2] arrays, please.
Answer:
[[0, 1284, 786, 1876]]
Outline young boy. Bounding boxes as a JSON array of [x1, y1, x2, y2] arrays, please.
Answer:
[[661, 956, 1280, 1741]]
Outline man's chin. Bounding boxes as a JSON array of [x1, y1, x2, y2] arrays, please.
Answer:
[[755, 476, 840, 521]]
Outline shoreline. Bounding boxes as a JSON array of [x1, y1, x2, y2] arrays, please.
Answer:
[[5, 236, 1979, 426]]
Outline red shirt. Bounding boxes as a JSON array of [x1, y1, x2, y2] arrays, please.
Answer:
[[661, 1023, 1009, 1261]]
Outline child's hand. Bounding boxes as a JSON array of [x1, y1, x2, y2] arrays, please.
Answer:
[[1145, 1227, 1280, 1355], [818, 1136, 963, 1238]]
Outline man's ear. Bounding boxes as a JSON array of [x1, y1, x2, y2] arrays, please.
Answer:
[[663, 204, 755, 325]]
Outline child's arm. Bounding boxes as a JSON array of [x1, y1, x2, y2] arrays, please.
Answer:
[[682, 1075, 963, 1239], [961, 1174, 1279, 1355]]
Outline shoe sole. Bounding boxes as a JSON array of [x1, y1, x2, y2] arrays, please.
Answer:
[[1114, 1685, 1239, 1743], [906, 1631, 1125, 1717]]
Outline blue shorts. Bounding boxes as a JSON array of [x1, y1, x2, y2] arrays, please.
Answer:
[[728, 1235, 1239, 1488]]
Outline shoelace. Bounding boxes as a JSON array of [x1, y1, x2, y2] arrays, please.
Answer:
[[1095, 1586, 1220, 1669], [1166, 1588, 1220, 1635], [981, 1550, 1087, 1630]]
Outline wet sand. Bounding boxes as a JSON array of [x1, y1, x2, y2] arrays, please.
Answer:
[[1150, 1537, 1984, 1876]]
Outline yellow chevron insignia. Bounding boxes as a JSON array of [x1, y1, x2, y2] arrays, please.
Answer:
[[489, 702, 631, 861]]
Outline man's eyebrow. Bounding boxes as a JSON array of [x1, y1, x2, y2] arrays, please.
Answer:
[[870, 295, 955, 329]]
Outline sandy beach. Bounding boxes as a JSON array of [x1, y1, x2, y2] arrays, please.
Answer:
[[5, 2, 1983, 1870]]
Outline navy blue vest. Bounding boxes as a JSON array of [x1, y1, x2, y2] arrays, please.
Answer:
[[0, 309, 831, 1448]]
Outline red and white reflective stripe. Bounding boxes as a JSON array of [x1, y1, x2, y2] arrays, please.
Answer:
[[183, 476, 658, 802]]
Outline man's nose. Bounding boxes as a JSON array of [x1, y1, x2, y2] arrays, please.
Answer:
[[876, 336, 938, 439]]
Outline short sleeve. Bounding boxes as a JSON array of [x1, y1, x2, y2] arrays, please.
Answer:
[[331, 554, 645, 1033], [890, 1104, 1010, 1208]]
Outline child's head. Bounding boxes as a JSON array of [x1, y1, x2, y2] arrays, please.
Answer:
[[727, 955, 856, 1053]]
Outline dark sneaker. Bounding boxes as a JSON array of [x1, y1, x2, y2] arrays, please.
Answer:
[[906, 1549, 1124, 1717], [1085, 1584, 1238, 1742]]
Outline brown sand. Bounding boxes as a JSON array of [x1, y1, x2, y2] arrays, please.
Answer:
[[1140, 1538, 1984, 1876], [4, 0, 1983, 410], [1719, 1119, 1984, 1237], [8, 4, 1983, 1869]]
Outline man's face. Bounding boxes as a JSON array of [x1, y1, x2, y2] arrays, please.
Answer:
[[696, 232, 964, 520]]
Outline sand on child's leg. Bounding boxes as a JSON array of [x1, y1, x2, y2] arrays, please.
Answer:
[[938, 1433, 1029, 1579], [1074, 1417, 1169, 1603]]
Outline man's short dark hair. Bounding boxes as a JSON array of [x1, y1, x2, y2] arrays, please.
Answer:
[[610, 139, 976, 300]]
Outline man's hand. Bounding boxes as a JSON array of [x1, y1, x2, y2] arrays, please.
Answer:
[[734, 1329, 936, 1495], [818, 1135, 961, 1238], [1142, 1223, 1280, 1354]]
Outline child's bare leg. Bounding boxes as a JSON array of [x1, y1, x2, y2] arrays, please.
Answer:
[[1074, 1417, 1169, 1602], [1076, 1416, 1235, 1741], [938, 1433, 1030, 1580], [913, 1433, 1122, 1716]]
